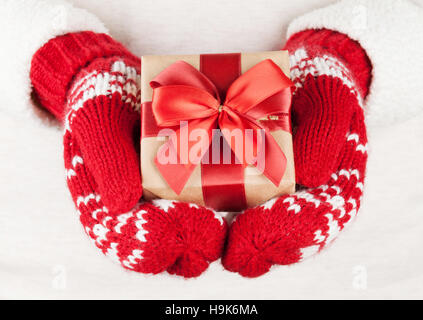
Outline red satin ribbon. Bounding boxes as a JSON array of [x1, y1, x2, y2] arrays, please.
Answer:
[[150, 59, 294, 197], [200, 53, 246, 211]]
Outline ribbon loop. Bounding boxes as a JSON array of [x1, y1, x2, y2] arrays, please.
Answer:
[[225, 59, 294, 115], [152, 85, 219, 126]]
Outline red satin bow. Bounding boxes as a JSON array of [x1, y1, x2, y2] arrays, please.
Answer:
[[150, 59, 293, 195]]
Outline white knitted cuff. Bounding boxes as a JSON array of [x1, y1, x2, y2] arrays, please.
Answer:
[[287, 0, 423, 127], [0, 0, 108, 122]]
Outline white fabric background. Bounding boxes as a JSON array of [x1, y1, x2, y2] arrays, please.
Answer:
[[1, 0, 423, 299]]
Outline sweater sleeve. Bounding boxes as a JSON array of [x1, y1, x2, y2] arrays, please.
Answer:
[[287, 0, 423, 127], [0, 0, 108, 122]]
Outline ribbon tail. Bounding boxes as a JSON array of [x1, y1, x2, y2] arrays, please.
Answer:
[[259, 130, 287, 187], [219, 111, 287, 188], [154, 116, 217, 195]]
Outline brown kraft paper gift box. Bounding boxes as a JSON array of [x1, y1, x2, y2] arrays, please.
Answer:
[[140, 51, 295, 211]]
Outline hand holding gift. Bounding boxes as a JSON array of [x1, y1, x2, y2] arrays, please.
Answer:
[[10, 0, 421, 279]]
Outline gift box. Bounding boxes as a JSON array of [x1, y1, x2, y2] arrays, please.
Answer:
[[140, 51, 295, 211]]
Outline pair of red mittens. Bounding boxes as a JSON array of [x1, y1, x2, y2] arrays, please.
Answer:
[[23, 0, 423, 277]]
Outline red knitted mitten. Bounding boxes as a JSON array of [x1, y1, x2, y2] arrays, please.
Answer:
[[30, 32, 227, 278], [222, 29, 371, 277]]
